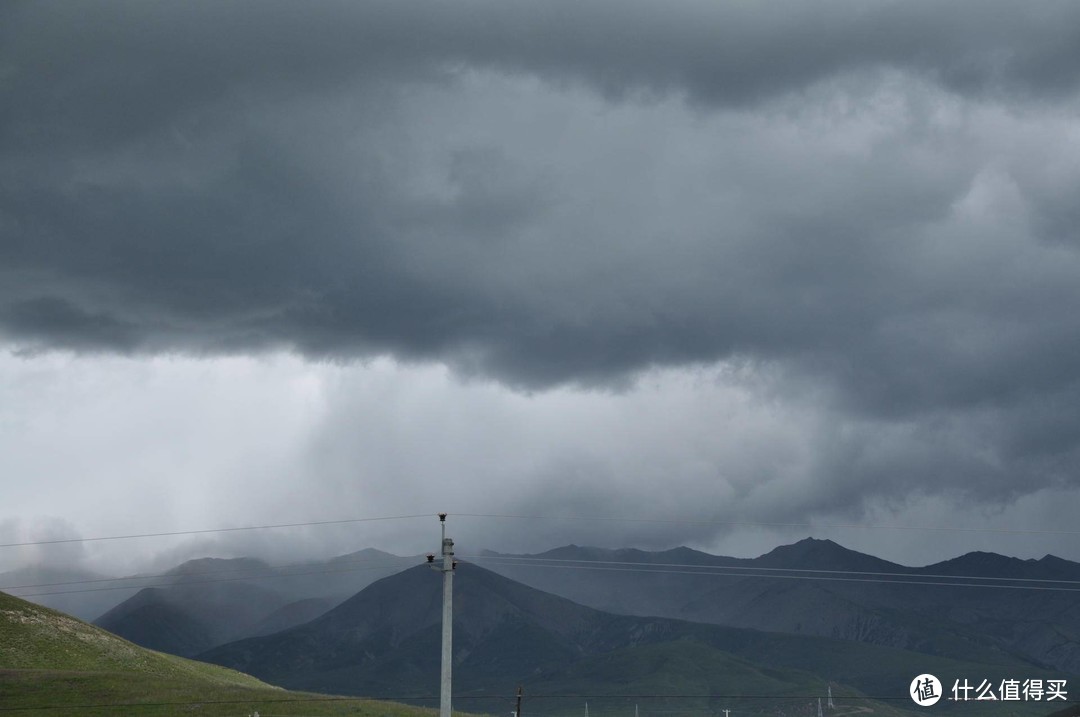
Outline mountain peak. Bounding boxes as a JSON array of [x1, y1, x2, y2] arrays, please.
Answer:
[[925, 551, 1080, 581], [926, 551, 1031, 576], [756, 537, 901, 571], [317, 561, 599, 641]]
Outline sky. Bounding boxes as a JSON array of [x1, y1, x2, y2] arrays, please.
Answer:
[[4, 0, 1080, 575]]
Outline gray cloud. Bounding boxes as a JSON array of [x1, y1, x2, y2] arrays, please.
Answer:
[[0, 517, 88, 570], [5, 1, 1080, 563], [5, 1, 1080, 147]]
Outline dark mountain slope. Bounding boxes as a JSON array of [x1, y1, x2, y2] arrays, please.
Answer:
[[95, 573, 289, 656], [200, 561, 1064, 713], [200, 562, 601, 687], [249, 596, 339, 637], [94, 587, 216, 657], [91, 549, 416, 655], [473, 544, 748, 616], [477, 538, 1080, 674]]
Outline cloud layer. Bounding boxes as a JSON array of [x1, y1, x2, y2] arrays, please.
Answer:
[[4, 1, 1080, 566]]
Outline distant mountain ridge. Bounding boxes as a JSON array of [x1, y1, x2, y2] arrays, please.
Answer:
[[199, 561, 1070, 716], [475, 537, 1080, 674], [13, 536, 1080, 679], [92, 549, 418, 656]]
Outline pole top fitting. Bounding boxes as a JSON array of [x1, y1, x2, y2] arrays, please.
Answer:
[[438, 512, 447, 522]]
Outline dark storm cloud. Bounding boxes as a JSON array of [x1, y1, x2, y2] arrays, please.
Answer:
[[5, 0, 1080, 523], [4, 0, 1080, 145]]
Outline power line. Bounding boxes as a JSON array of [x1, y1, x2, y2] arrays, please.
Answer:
[[0, 513, 432, 549], [462, 553, 1080, 586], [9, 554, 1080, 600], [9, 548, 1080, 599], [1, 552, 419, 591], [459, 557, 1080, 593], [452, 512, 1080, 537], [6, 509, 1080, 553], [4, 560, 416, 598]]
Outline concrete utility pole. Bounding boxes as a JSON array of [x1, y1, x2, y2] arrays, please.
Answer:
[[427, 513, 456, 717]]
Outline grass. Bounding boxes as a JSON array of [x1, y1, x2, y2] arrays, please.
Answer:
[[0, 590, 442, 716], [0, 669, 446, 716]]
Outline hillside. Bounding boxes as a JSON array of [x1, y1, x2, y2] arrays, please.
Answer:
[[201, 562, 1069, 716], [0, 588, 266, 682], [0, 589, 438, 717], [95, 580, 287, 657]]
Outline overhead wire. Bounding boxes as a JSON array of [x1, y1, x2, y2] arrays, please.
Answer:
[[458, 558, 1080, 592], [452, 511, 1080, 536], [7, 549, 1080, 598], [0, 551, 421, 591], [461, 553, 1080, 585], [2, 512, 1079, 597], [0, 513, 432, 548], [3, 560, 418, 599], [5, 510, 1080, 552]]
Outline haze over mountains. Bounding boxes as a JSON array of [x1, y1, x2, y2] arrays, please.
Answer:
[[475, 538, 1080, 675], [0, 548, 417, 648], [0, 563, 125, 620], [5, 536, 1079, 714], [91, 549, 418, 656]]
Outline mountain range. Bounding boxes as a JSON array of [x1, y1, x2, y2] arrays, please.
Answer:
[[474, 538, 1080, 675], [93, 549, 417, 656], [199, 561, 1071, 717], [0, 547, 418, 624], [6, 536, 1079, 715]]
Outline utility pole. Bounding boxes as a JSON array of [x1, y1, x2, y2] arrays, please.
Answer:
[[516, 685, 524, 717], [426, 513, 456, 717]]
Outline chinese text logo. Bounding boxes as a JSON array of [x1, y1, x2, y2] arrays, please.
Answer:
[[911, 674, 942, 706]]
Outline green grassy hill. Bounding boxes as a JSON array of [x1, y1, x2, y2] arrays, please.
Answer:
[[0, 589, 438, 716]]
